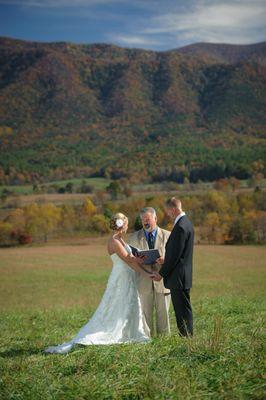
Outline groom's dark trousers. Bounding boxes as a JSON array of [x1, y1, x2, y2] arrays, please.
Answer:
[[159, 215, 194, 337], [170, 289, 193, 336]]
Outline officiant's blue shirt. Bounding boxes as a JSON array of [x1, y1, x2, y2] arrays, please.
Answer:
[[144, 228, 157, 244]]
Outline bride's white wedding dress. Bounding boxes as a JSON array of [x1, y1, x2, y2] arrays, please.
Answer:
[[45, 244, 149, 354]]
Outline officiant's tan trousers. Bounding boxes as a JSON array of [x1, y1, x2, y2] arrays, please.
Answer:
[[139, 287, 171, 336]]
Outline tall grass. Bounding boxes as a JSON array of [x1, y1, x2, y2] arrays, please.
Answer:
[[0, 243, 265, 399]]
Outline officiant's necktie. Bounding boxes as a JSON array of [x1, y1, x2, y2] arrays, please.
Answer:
[[148, 232, 155, 249]]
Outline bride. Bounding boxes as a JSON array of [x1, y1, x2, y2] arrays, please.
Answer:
[[45, 213, 151, 354]]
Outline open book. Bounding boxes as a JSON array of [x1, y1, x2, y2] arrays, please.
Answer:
[[129, 245, 160, 265]]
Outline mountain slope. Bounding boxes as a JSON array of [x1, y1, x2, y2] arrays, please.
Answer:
[[0, 38, 265, 184], [177, 41, 266, 64]]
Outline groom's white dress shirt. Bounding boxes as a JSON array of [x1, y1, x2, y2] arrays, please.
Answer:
[[174, 212, 186, 226]]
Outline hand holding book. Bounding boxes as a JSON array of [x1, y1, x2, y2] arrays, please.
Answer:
[[129, 245, 160, 265]]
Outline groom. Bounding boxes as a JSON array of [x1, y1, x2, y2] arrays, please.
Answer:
[[152, 198, 194, 337]]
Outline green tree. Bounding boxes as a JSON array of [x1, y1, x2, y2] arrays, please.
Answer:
[[106, 181, 121, 200]]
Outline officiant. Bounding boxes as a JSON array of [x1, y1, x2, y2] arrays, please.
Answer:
[[128, 207, 171, 337]]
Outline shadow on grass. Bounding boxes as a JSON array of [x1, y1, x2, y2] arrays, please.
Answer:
[[0, 347, 42, 358]]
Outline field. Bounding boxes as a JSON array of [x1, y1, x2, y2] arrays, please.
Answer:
[[0, 178, 112, 196], [1, 177, 261, 201], [0, 239, 265, 399]]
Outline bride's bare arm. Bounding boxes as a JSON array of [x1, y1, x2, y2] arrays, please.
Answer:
[[109, 239, 149, 276]]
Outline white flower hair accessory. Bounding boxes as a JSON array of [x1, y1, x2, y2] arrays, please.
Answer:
[[116, 218, 124, 228]]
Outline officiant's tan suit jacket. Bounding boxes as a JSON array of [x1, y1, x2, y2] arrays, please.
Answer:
[[129, 227, 170, 294], [128, 226, 171, 336]]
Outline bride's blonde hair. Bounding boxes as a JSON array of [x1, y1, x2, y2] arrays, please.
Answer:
[[109, 213, 128, 231]]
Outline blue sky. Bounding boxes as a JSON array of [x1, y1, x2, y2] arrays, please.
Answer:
[[0, 0, 265, 50]]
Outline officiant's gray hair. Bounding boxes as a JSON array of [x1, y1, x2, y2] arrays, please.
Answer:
[[140, 207, 157, 217]]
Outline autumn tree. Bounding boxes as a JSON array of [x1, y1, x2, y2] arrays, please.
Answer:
[[203, 212, 221, 243], [60, 204, 77, 233], [214, 179, 229, 191], [79, 197, 97, 230], [229, 177, 240, 192], [5, 208, 26, 233], [39, 203, 61, 241], [91, 214, 110, 234], [24, 203, 61, 242], [0, 221, 13, 246]]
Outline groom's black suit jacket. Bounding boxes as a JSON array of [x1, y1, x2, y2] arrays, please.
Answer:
[[159, 215, 194, 290]]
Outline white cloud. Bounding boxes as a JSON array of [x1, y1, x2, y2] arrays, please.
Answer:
[[1, 0, 265, 49], [142, 1, 266, 44], [106, 1, 266, 50], [108, 34, 162, 47]]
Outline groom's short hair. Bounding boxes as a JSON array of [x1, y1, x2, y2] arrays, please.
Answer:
[[140, 207, 156, 217], [165, 197, 182, 210]]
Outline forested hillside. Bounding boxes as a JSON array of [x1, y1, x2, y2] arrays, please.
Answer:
[[0, 38, 265, 184]]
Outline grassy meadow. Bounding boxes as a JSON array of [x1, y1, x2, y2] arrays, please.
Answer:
[[0, 239, 265, 399], [1, 177, 261, 204], [0, 178, 112, 196]]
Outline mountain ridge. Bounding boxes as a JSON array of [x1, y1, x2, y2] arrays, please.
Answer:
[[0, 37, 265, 184], [1, 36, 265, 53]]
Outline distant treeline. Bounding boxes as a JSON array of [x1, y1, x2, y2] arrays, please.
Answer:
[[0, 189, 265, 246], [0, 145, 265, 186]]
